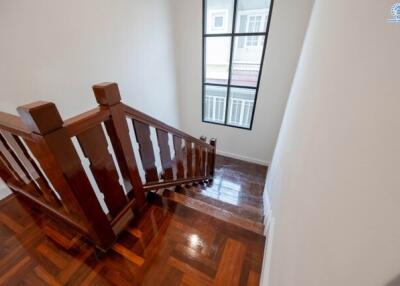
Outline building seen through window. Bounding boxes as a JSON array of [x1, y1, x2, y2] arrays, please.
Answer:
[[203, 0, 273, 129]]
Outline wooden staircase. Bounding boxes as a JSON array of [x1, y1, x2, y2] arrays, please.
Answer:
[[0, 82, 267, 285], [0, 145, 267, 285], [0, 82, 217, 250], [146, 152, 266, 235]]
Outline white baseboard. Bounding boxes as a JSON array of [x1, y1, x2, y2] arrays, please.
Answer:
[[260, 184, 274, 285], [216, 150, 270, 166], [260, 216, 276, 286], [263, 186, 272, 229]]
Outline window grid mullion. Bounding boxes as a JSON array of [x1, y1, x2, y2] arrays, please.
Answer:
[[224, 0, 238, 125], [204, 32, 267, 37], [202, 0, 275, 130], [247, 0, 275, 129], [205, 82, 257, 90]]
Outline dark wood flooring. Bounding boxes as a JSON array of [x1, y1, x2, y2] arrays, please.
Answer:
[[0, 155, 267, 285]]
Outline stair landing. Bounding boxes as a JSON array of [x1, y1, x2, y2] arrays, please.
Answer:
[[0, 155, 268, 285]]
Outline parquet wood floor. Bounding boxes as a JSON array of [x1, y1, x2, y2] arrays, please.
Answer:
[[0, 155, 267, 285]]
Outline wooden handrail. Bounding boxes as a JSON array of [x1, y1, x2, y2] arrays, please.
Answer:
[[64, 107, 110, 137], [0, 82, 217, 250], [123, 104, 214, 150], [0, 112, 32, 139]]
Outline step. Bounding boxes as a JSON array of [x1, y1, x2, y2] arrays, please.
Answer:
[[175, 185, 265, 224], [154, 189, 265, 235]]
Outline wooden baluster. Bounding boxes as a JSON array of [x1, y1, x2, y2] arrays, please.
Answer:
[[209, 138, 217, 177], [156, 129, 173, 180], [185, 140, 193, 178], [0, 132, 34, 185], [200, 136, 207, 177], [0, 136, 42, 197], [194, 143, 201, 177], [132, 120, 159, 182], [77, 125, 129, 218], [173, 136, 184, 179], [2, 131, 60, 205], [17, 101, 115, 249], [0, 147, 24, 184], [93, 83, 146, 209], [0, 155, 13, 183], [12, 134, 60, 205]]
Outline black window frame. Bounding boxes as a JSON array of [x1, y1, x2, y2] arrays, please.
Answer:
[[202, 0, 275, 130]]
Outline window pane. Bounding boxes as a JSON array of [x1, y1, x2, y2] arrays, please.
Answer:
[[205, 37, 231, 84], [204, 85, 228, 124], [230, 36, 264, 87], [205, 0, 234, 34], [227, 87, 256, 128], [235, 0, 271, 33]]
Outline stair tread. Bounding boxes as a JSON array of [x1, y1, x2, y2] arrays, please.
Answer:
[[175, 185, 265, 223], [156, 189, 265, 235]]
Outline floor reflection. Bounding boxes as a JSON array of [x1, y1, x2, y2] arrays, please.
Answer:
[[0, 155, 267, 285], [198, 156, 267, 208]]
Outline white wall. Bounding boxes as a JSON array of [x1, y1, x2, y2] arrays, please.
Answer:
[[0, 0, 180, 203], [170, 0, 314, 165], [0, 179, 11, 200], [0, 0, 180, 127], [265, 0, 400, 285]]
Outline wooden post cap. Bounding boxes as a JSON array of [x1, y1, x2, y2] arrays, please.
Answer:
[[92, 82, 121, 106], [17, 101, 63, 135]]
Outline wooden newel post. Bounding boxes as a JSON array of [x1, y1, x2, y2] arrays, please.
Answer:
[[17, 101, 116, 250], [92, 83, 146, 209], [209, 138, 217, 177], [200, 136, 207, 177]]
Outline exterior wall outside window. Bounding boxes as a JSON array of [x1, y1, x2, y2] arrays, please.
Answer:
[[203, 0, 273, 129]]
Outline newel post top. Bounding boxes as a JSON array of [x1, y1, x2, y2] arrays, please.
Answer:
[[17, 101, 63, 135], [92, 82, 121, 106]]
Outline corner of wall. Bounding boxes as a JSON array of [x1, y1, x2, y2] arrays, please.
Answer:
[[216, 149, 270, 166], [260, 177, 275, 285]]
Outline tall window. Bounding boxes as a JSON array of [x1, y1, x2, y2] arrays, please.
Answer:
[[202, 0, 274, 130]]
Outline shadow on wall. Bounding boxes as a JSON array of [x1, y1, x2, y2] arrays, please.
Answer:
[[386, 274, 400, 286]]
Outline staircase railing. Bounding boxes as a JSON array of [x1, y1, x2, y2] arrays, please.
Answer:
[[0, 82, 216, 250]]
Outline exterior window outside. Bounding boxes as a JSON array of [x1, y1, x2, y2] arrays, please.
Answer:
[[203, 0, 273, 129]]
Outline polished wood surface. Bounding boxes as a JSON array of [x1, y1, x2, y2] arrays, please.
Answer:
[[156, 129, 174, 180], [123, 104, 212, 150], [173, 136, 185, 179], [0, 155, 266, 285], [200, 136, 207, 177], [9, 132, 59, 204], [132, 120, 159, 182], [77, 125, 128, 218], [0, 111, 31, 138], [185, 140, 194, 178], [157, 155, 267, 234], [0, 82, 217, 250], [208, 138, 217, 177], [194, 143, 201, 177], [18, 101, 116, 249], [63, 107, 110, 137], [92, 83, 146, 209]]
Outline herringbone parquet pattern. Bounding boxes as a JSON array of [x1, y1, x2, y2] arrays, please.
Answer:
[[0, 155, 267, 286]]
